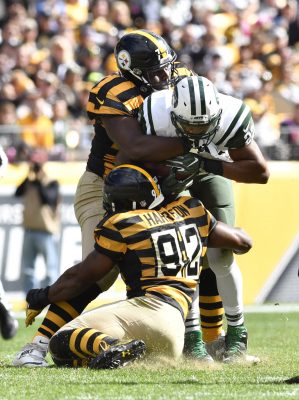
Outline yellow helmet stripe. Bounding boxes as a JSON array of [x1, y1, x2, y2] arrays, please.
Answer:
[[131, 30, 167, 56], [115, 164, 160, 196]]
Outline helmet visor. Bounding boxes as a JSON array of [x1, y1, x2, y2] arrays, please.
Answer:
[[146, 63, 173, 90]]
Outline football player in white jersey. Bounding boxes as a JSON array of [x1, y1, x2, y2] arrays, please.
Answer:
[[138, 76, 269, 362]]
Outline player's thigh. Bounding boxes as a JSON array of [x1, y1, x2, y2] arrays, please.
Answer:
[[62, 296, 185, 358], [126, 296, 185, 358], [74, 171, 119, 289], [190, 174, 235, 225], [74, 170, 104, 230]]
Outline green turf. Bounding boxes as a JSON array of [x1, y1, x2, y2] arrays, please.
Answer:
[[0, 312, 299, 400]]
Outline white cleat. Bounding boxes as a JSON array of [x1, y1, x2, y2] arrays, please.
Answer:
[[13, 336, 49, 367]]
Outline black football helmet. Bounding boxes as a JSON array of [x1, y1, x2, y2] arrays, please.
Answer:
[[103, 164, 165, 213], [115, 29, 177, 91]]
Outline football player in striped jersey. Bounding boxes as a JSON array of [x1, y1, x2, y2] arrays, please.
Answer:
[[138, 76, 269, 362], [24, 165, 252, 369], [13, 30, 195, 367]]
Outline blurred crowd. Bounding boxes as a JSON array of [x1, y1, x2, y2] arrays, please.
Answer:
[[1, 0, 299, 163]]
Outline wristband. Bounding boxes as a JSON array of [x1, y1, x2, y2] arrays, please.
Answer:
[[26, 286, 50, 309], [203, 159, 223, 176]]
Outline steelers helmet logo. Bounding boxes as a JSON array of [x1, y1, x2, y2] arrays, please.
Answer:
[[117, 50, 131, 70]]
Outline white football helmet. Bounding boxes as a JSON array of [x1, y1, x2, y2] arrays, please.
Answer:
[[170, 76, 222, 144]]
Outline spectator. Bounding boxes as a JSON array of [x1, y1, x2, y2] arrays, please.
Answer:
[[0, 0, 298, 162], [49, 35, 75, 80], [15, 150, 61, 293], [65, 0, 89, 29], [18, 94, 54, 150], [0, 100, 21, 149], [109, 1, 134, 33], [280, 102, 299, 159]]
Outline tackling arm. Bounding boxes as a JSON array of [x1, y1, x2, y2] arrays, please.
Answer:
[[26, 250, 115, 311], [102, 116, 191, 162], [47, 251, 114, 303], [208, 221, 252, 255]]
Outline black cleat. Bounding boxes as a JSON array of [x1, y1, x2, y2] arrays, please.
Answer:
[[0, 302, 18, 340], [285, 376, 299, 384], [89, 339, 146, 369]]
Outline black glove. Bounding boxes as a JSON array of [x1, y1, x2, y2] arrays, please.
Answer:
[[25, 287, 50, 327], [161, 168, 194, 197], [166, 153, 206, 176], [26, 287, 50, 310], [166, 153, 223, 177]]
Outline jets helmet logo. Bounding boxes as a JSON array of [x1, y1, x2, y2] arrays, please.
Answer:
[[117, 50, 131, 70]]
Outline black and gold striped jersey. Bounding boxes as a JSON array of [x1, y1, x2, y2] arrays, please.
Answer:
[[94, 195, 216, 320], [85, 68, 193, 178]]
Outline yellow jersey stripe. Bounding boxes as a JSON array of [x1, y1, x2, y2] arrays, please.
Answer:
[[115, 164, 160, 196], [132, 30, 167, 55]]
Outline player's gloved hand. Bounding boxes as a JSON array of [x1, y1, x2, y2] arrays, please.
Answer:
[[25, 287, 50, 327], [161, 168, 194, 197], [165, 153, 206, 177], [26, 308, 43, 327], [166, 153, 224, 177]]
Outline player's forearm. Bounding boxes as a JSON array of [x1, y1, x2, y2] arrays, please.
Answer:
[[222, 159, 270, 183], [121, 135, 187, 162], [232, 228, 253, 254], [208, 222, 252, 253], [26, 270, 91, 311], [47, 265, 92, 303]]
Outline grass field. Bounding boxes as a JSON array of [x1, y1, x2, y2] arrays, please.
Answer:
[[0, 309, 299, 400]]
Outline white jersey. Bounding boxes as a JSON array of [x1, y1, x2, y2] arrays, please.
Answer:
[[139, 90, 255, 162]]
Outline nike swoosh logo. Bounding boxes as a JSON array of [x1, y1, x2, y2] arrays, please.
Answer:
[[38, 340, 49, 345], [96, 98, 104, 105]]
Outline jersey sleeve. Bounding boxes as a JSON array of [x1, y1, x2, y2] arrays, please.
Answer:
[[93, 217, 127, 262], [206, 210, 217, 234], [225, 104, 255, 149], [138, 90, 174, 137], [86, 75, 144, 122]]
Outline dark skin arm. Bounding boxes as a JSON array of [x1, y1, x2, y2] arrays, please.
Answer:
[[224, 140, 270, 184], [47, 250, 115, 303], [102, 116, 186, 162], [208, 221, 252, 255], [26, 220, 251, 315], [49, 222, 251, 303]]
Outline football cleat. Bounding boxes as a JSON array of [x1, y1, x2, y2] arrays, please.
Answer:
[[0, 302, 18, 340], [205, 334, 226, 362], [184, 331, 214, 363], [223, 325, 248, 363], [89, 339, 146, 369], [285, 376, 299, 384], [13, 337, 49, 367]]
